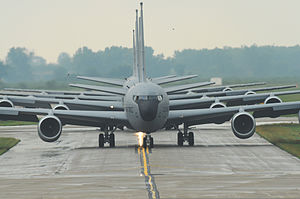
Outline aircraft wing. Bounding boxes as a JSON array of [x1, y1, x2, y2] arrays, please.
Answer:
[[0, 107, 129, 127], [169, 85, 296, 100], [76, 76, 125, 86], [69, 84, 127, 95], [4, 88, 114, 96], [169, 90, 300, 110], [164, 82, 215, 94], [0, 91, 122, 101], [153, 75, 198, 85], [167, 101, 300, 126], [174, 82, 266, 94], [0, 95, 123, 111]]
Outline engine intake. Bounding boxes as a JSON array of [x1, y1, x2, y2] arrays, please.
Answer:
[[53, 104, 69, 110], [223, 87, 233, 92], [231, 112, 256, 139], [0, 100, 14, 107], [264, 96, 282, 104], [245, 91, 256, 95], [210, 102, 226, 109], [38, 116, 62, 142]]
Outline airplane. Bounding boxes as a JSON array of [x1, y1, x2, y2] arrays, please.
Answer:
[[1, 89, 300, 111], [1, 3, 300, 149]]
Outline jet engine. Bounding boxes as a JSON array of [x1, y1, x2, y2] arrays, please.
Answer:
[[0, 100, 14, 107], [264, 96, 282, 104], [244, 91, 256, 95], [231, 112, 256, 139], [53, 104, 69, 110], [38, 116, 62, 142], [210, 102, 226, 109], [222, 87, 233, 92]]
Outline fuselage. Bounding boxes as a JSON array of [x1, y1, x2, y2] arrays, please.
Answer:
[[124, 82, 169, 132]]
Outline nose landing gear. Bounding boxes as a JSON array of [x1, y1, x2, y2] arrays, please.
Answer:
[[142, 134, 154, 148]]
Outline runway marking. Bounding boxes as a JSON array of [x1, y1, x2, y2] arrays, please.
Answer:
[[138, 147, 160, 199]]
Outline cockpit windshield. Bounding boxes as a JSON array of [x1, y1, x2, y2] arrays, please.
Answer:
[[133, 95, 163, 102]]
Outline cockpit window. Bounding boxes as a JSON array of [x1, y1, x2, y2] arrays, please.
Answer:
[[133, 95, 163, 102]]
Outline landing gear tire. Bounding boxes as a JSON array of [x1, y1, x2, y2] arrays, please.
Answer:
[[143, 135, 154, 148], [177, 132, 183, 146], [143, 137, 147, 148], [150, 137, 154, 148], [99, 134, 104, 148], [109, 133, 115, 148], [188, 132, 194, 146]]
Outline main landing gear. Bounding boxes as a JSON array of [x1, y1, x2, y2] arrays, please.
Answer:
[[177, 123, 194, 146], [142, 133, 154, 148], [98, 126, 116, 148]]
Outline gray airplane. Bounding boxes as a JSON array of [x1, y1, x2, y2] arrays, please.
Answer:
[[1, 3, 300, 149]]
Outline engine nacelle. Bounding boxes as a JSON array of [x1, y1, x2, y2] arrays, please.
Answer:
[[231, 112, 256, 139], [210, 102, 226, 109], [264, 96, 282, 104], [53, 104, 69, 110], [245, 91, 256, 95], [38, 116, 62, 142], [0, 100, 14, 107], [223, 87, 233, 92]]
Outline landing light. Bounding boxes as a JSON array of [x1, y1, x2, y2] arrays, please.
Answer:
[[136, 132, 145, 147]]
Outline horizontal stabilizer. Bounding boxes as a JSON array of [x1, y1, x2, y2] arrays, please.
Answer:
[[154, 75, 198, 85], [151, 75, 176, 81], [165, 82, 215, 94], [190, 82, 266, 93], [77, 76, 125, 86], [69, 84, 126, 95]]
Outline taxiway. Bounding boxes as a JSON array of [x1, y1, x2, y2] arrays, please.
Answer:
[[0, 117, 300, 198]]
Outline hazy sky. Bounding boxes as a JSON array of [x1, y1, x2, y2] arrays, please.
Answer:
[[1, 0, 300, 62]]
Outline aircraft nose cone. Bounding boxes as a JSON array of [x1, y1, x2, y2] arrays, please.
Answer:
[[137, 100, 159, 121]]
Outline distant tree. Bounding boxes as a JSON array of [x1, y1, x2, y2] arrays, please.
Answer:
[[5, 47, 33, 82]]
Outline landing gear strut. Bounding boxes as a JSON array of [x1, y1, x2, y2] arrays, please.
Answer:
[[177, 123, 194, 146], [98, 126, 116, 148], [143, 133, 154, 148]]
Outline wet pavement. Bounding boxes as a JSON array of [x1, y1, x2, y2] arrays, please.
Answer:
[[0, 117, 300, 199]]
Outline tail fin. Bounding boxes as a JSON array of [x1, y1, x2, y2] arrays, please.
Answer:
[[139, 2, 146, 81], [134, 3, 146, 82], [132, 30, 137, 77]]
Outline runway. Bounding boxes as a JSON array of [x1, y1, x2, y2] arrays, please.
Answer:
[[0, 117, 300, 199]]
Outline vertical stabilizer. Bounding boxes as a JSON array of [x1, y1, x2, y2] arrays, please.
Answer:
[[135, 9, 142, 82], [139, 2, 146, 82], [132, 30, 137, 77], [134, 3, 146, 83]]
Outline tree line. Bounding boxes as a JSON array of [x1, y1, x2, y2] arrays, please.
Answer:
[[0, 45, 300, 87]]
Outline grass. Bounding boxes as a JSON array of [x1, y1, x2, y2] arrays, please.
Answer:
[[0, 137, 20, 155], [256, 124, 300, 159], [0, 121, 37, 126]]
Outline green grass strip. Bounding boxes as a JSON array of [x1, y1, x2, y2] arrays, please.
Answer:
[[0, 137, 20, 156], [256, 124, 300, 159], [0, 121, 37, 126]]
